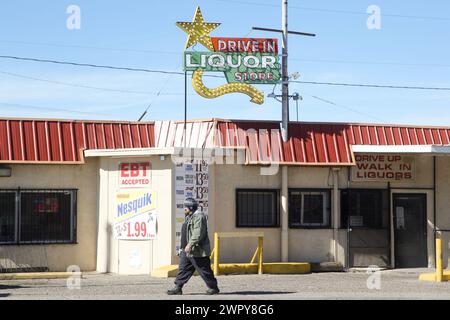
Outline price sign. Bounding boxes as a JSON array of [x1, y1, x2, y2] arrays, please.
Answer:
[[114, 211, 156, 240], [113, 190, 157, 240], [174, 160, 209, 251]]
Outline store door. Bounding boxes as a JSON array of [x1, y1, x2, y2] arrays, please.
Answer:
[[342, 189, 390, 267], [393, 194, 427, 268]]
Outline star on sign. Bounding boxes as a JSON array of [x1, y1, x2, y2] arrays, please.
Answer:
[[176, 6, 221, 51]]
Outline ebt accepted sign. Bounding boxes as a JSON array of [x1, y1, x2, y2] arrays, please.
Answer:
[[119, 162, 150, 188]]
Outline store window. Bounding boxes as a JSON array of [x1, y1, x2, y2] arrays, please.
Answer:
[[289, 190, 331, 228], [0, 192, 16, 243], [0, 190, 77, 244], [341, 189, 389, 228], [236, 189, 279, 227]]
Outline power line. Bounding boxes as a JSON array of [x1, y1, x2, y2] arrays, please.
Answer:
[[0, 39, 179, 55], [0, 70, 187, 96], [304, 94, 386, 122], [4, 39, 450, 69], [213, 0, 450, 22], [292, 80, 450, 91], [0, 102, 119, 117], [0, 55, 186, 75], [2, 54, 450, 91], [0, 55, 225, 78], [289, 58, 450, 68], [138, 73, 176, 121]]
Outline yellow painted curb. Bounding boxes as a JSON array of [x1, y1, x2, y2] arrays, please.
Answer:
[[419, 271, 450, 282], [151, 265, 179, 278], [0, 272, 82, 280], [152, 263, 311, 278], [264, 263, 311, 274]]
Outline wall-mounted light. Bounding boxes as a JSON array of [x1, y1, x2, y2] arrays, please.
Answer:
[[0, 166, 12, 177]]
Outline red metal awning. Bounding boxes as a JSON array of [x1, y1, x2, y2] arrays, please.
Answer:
[[155, 119, 450, 165], [0, 118, 154, 163], [2, 117, 450, 165]]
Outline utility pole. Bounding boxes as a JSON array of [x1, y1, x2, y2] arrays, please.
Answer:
[[253, 1, 315, 263], [280, 0, 290, 264]]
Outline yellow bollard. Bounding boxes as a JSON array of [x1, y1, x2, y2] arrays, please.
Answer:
[[250, 247, 259, 264], [258, 236, 264, 275], [436, 238, 443, 282], [213, 232, 219, 276]]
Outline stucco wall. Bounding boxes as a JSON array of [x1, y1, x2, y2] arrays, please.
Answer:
[[211, 154, 450, 268], [435, 156, 450, 268], [2, 152, 449, 273], [212, 164, 341, 263], [0, 158, 99, 272]]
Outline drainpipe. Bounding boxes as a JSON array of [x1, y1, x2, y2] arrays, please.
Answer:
[[332, 168, 340, 262], [96, 158, 109, 273], [281, 165, 289, 262]]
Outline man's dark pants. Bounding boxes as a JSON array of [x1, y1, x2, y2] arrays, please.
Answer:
[[175, 252, 218, 289]]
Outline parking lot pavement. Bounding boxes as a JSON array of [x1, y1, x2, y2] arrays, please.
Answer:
[[0, 268, 450, 300]]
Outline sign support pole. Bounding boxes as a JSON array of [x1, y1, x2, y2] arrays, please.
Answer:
[[281, 0, 289, 142], [184, 70, 187, 149]]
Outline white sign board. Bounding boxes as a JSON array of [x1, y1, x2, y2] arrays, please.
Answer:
[[174, 160, 209, 252], [113, 190, 157, 240], [352, 154, 415, 181]]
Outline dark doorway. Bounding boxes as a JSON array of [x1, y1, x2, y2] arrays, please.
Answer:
[[393, 194, 428, 268], [341, 189, 390, 267]]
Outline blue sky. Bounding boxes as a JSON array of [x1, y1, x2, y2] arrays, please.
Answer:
[[0, 0, 449, 125]]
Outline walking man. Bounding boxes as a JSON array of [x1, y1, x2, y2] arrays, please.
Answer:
[[167, 197, 219, 295]]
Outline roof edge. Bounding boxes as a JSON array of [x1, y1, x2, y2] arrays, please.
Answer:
[[0, 116, 154, 124]]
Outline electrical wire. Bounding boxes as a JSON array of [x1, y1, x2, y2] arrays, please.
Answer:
[[289, 58, 450, 68], [213, 0, 450, 22], [0, 55, 220, 79], [0, 70, 180, 96], [303, 94, 386, 122], [0, 39, 180, 55], [0, 102, 119, 117], [138, 72, 176, 121], [4, 39, 450, 69], [292, 80, 450, 91], [2, 55, 450, 91]]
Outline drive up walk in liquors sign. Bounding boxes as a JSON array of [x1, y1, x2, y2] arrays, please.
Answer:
[[114, 190, 157, 240], [177, 6, 281, 105], [351, 154, 415, 181]]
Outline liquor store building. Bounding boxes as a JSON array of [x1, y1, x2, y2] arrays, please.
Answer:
[[0, 117, 449, 274]]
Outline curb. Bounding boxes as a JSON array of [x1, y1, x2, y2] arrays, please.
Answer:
[[0, 272, 82, 280]]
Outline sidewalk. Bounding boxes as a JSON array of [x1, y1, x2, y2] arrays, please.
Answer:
[[1, 268, 450, 300]]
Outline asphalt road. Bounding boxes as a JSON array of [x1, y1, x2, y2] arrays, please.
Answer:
[[0, 268, 449, 300]]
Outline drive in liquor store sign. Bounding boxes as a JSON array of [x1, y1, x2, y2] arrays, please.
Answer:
[[184, 39, 280, 84], [351, 154, 415, 181], [177, 7, 280, 104]]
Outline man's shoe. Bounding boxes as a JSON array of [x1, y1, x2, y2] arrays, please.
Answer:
[[167, 286, 183, 295], [206, 287, 220, 295]]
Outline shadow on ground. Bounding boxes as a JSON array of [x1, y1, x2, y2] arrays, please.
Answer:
[[188, 291, 295, 296], [0, 284, 26, 298]]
